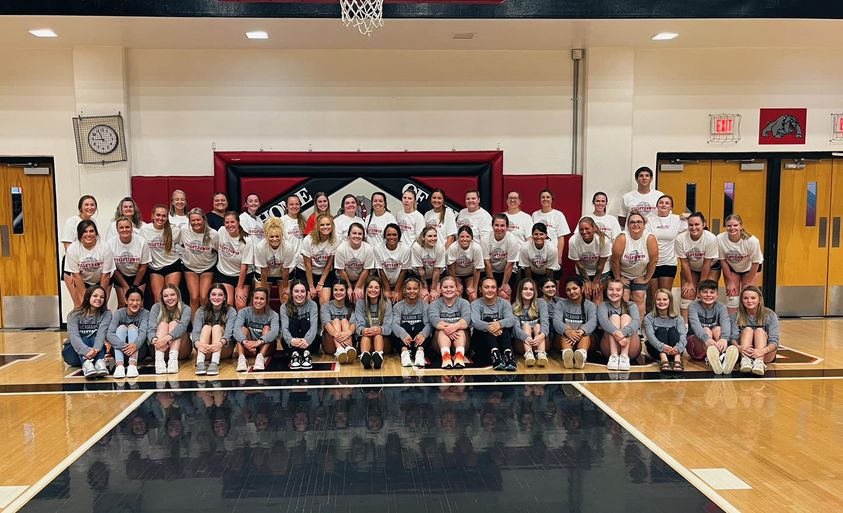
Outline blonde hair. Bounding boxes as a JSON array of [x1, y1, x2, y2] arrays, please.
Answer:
[[310, 213, 337, 245], [152, 204, 174, 253], [725, 214, 752, 240], [364, 277, 388, 326], [157, 284, 184, 324], [606, 278, 630, 316], [512, 278, 539, 319], [736, 285, 768, 328], [578, 216, 607, 253], [263, 217, 285, 246], [649, 288, 677, 318], [188, 207, 212, 246], [169, 189, 188, 217]]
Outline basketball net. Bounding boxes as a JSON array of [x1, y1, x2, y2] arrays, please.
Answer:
[[340, 0, 384, 35]]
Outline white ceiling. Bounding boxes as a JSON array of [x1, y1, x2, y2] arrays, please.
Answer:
[[0, 15, 841, 50]]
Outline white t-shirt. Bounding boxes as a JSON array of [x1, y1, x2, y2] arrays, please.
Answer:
[[61, 216, 99, 244], [647, 213, 687, 266], [238, 213, 264, 241], [254, 239, 296, 278], [585, 213, 622, 241], [531, 209, 571, 240], [619, 232, 653, 279], [109, 236, 152, 277], [424, 208, 457, 245], [102, 221, 142, 243], [334, 240, 376, 283], [568, 233, 612, 276], [65, 241, 115, 284], [481, 232, 521, 273], [621, 189, 663, 218], [333, 215, 365, 243], [675, 231, 719, 273], [375, 244, 414, 285], [168, 214, 189, 231], [446, 241, 485, 277], [717, 233, 763, 273], [282, 215, 306, 269], [179, 227, 219, 272], [140, 223, 182, 269], [412, 242, 446, 280], [298, 237, 339, 276], [365, 211, 397, 247], [456, 208, 493, 242], [216, 229, 254, 277], [395, 210, 426, 247], [504, 211, 534, 243], [518, 241, 560, 274]]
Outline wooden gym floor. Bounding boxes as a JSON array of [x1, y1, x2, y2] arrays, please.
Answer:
[[0, 318, 841, 512]]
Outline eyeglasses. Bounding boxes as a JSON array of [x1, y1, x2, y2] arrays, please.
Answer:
[[628, 220, 644, 225], [507, 196, 520, 201]]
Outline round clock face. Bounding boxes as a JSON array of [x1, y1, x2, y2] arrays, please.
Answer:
[[87, 125, 119, 155]]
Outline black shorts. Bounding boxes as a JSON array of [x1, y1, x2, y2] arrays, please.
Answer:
[[253, 271, 286, 286], [492, 271, 518, 293], [652, 265, 677, 279], [183, 264, 216, 275], [526, 269, 561, 282], [215, 272, 241, 287], [314, 271, 337, 289], [61, 255, 70, 277], [111, 271, 147, 288], [587, 271, 612, 283], [728, 263, 762, 276], [148, 261, 183, 277]]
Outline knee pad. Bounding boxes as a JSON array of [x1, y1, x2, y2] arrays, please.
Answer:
[[727, 295, 740, 308], [680, 298, 693, 310]]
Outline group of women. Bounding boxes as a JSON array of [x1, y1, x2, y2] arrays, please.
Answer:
[[61, 166, 780, 378]]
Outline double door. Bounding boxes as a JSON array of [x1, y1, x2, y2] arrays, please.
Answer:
[[657, 160, 768, 286], [776, 159, 843, 316], [0, 164, 59, 328]]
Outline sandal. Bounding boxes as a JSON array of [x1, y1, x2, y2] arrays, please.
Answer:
[[673, 360, 685, 373], [660, 361, 672, 372]]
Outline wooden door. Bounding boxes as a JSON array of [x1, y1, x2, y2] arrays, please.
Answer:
[[710, 161, 766, 244], [828, 159, 843, 316], [657, 161, 713, 219], [775, 160, 832, 316], [0, 164, 59, 328]]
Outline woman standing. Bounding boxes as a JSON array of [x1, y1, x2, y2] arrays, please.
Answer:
[[61, 195, 99, 295], [424, 188, 457, 249], [298, 213, 339, 304], [518, 223, 561, 283], [412, 226, 446, 303], [141, 204, 183, 303], [109, 217, 151, 308], [216, 211, 253, 309], [168, 190, 189, 230], [181, 208, 219, 315], [446, 226, 484, 301], [333, 194, 365, 242], [63, 285, 112, 379], [456, 190, 492, 242], [376, 224, 414, 302], [568, 217, 611, 304], [207, 192, 229, 231], [65, 220, 115, 308], [334, 223, 375, 302], [531, 189, 571, 267], [676, 212, 720, 322], [718, 214, 763, 314], [503, 191, 533, 243], [305, 191, 331, 235], [611, 212, 658, 321], [365, 191, 397, 246], [239, 193, 265, 241], [587, 192, 622, 241], [482, 214, 521, 300], [395, 189, 426, 248], [647, 195, 688, 302], [104, 197, 142, 241], [254, 217, 295, 302]]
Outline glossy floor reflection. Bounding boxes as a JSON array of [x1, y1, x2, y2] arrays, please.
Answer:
[[19, 386, 721, 513]]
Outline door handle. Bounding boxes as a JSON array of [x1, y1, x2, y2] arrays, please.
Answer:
[[819, 217, 828, 248], [834, 217, 841, 248], [712, 218, 720, 234], [0, 225, 9, 257]]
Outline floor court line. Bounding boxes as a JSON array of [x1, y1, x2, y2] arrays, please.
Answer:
[[573, 382, 742, 513], [2, 390, 152, 513]]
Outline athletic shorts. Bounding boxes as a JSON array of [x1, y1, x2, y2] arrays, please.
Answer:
[[148, 261, 183, 277], [728, 263, 762, 277], [626, 281, 649, 292], [111, 271, 147, 288], [653, 265, 677, 279], [215, 272, 240, 287], [183, 263, 216, 275]]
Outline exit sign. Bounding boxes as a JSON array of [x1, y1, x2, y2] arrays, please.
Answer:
[[708, 113, 741, 144], [834, 114, 843, 141]]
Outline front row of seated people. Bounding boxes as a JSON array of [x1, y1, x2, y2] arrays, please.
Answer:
[[64, 273, 779, 379]]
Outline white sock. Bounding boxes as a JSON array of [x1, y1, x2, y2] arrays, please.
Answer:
[[168, 350, 178, 362], [196, 353, 206, 364], [155, 350, 164, 362], [211, 352, 221, 364], [455, 346, 465, 355], [441, 347, 450, 356]]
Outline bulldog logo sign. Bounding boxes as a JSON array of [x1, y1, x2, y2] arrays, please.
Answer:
[[759, 108, 807, 145]]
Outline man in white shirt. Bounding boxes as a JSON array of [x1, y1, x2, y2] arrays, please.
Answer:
[[620, 166, 662, 228]]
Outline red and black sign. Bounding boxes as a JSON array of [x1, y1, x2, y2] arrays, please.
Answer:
[[759, 108, 807, 145]]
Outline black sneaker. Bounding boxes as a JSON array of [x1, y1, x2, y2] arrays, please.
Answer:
[[301, 351, 313, 370], [372, 352, 384, 369], [504, 350, 517, 372], [491, 350, 505, 371], [290, 351, 302, 369], [361, 351, 372, 369]]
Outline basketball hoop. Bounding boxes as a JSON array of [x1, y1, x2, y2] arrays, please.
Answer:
[[340, 0, 384, 35]]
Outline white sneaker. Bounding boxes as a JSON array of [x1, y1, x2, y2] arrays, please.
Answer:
[[236, 355, 248, 372], [254, 354, 266, 371], [607, 354, 619, 371], [536, 351, 549, 367], [94, 359, 109, 377], [401, 351, 413, 367], [739, 356, 752, 374], [707, 346, 723, 374], [113, 365, 126, 379], [166, 358, 179, 374], [414, 349, 426, 368], [336, 347, 349, 364], [561, 348, 574, 368], [82, 360, 96, 378], [723, 346, 740, 374], [751, 359, 766, 376], [154, 352, 166, 374], [524, 350, 536, 367], [126, 364, 139, 378], [574, 349, 587, 369], [618, 355, 631, 371]]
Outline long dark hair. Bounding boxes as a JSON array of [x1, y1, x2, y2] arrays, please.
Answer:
[[285, 280, 308, 317], [201, 283, 230, 326], [72, 284, 108, 317]]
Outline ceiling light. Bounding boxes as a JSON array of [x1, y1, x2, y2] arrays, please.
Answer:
[[29, 28, 58, 38], [246, 31, 269, 40], [452, 33, 476, 40], [651, 32, 678, 41]]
